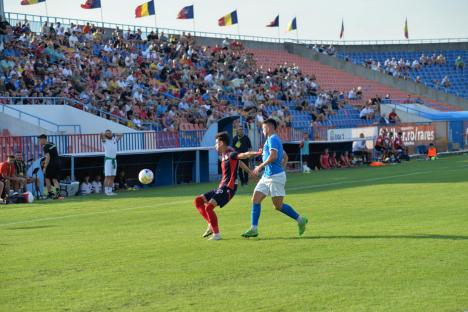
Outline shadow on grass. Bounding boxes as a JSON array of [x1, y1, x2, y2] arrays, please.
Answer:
[[6, 225, 56, 231], [261, 234, 468, 241]]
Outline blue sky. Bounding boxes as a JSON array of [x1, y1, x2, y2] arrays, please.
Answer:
[[4, 0, 468, 41]]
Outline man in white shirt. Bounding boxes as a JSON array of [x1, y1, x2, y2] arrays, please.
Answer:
[[92, 175, 103, 194], [101, 130, 123, 196], [352, 133, 371, 163], [360, 105, 374, 120], [80, 176, 93, 195]]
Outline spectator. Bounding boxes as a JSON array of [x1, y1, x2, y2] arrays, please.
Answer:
[[92, 175, 103, 193], [393, 132, 409, 162], [427, 143, 437, 160], [455, 56, 464, 70], [388, 109, 401, 124], [320, 148, 331, 170], [80, 175, 93, 195], [360, 104, 375, 120], [300, 132, 311, 171], [379, 113, 390, 125], [352, 133, 371, 164], [117, 170, 128, 190], [441, 75, 451, 88], [232, 127, 252, 186], [340, 151, 352, 167], [0, 16, 11, 51], [375, 129, 388, 160], [329, 152, 340, 168]]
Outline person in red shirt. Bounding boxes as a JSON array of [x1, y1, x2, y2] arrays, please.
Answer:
[[375, 129, 388, 160], [340, 151, 352, 167], [393, 131, 409, 162], [0, 155, 25, 203], [329, 152, 340, 168], [193, 132, 259, 240], [320, 148, 331, 169]]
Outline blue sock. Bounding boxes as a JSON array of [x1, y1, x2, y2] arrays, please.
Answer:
[[280, 203, 299, 221], [251, 203, 261, 228]]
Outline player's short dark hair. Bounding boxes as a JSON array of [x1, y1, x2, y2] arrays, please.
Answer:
[[263, 118, 278, 129], [37, 134, 47, 139], [215, 132, 229, 145]]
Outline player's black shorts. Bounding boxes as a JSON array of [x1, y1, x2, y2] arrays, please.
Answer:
[[375, 146, 385, 152], [203, 185, 237, 208], [45, 162, 60, 180]]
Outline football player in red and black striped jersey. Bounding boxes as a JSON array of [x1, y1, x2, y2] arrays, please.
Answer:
[[193, 132, 260, 240]]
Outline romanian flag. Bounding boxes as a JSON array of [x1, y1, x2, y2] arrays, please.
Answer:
[[177, 5, 194, 19], [135, 0, 155, 18], [404, 18, 409, 39], [81, 0, 101, 9], [266, 15, 279, 27], [339, 19, 344, 39], [20, 0, 46, 5], [218, 10, 238, 26], [287, 17, 297, 32]]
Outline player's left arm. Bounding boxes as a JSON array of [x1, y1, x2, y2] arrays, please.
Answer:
[[238, 160, 253, 176], [281, 150, 289, 168]]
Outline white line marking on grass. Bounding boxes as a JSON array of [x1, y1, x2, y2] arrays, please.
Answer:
[[0, 166, 465, 227]]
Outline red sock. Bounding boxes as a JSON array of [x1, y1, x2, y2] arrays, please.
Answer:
[[194, 196, 209, 223], [204, 203, 219, 234]]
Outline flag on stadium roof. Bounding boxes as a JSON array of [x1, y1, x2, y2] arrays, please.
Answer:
[[135, 0, 155, 18], [340, 19, 344, 39], [287, 17, 297, 32], [81, 0, 101, 9], [177, 5, 194, 19], [404, 18, 409, 39], [218, 10, 238, 26], [20, 0, 46, 5], [266, 15, 279, 27]]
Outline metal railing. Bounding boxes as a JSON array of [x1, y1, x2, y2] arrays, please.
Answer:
[[0, 131, 206, 162], [0, 104, 81, 134], [5, 12, 468, 46]]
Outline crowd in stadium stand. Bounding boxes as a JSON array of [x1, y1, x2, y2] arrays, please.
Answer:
[[0, 18, 367, 132], [350, 52, 465, 90]]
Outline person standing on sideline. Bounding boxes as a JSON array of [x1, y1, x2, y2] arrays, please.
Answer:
[[242, 118, 308, 238], [101, 130, 123, 196], [300, 132, 311, 171], [38, 134, 62, 199], [232, 126, 252, 186]]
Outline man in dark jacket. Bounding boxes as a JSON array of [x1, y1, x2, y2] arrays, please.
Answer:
[[232, 127, 252, 186]]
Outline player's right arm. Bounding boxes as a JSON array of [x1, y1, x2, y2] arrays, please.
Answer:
[[236, 150, 262, 159]]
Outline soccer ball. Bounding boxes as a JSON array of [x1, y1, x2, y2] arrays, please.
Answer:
[[138, 169, 154, 185]]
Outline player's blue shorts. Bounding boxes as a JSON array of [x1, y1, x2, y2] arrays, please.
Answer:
[[203, 185, 237, 208]]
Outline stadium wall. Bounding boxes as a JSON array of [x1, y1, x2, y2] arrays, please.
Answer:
[[0, 113, 55, 136], [4, 105, 136, 135]]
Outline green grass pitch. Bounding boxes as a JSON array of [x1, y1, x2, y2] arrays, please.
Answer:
[[1, 155, 468, 312]]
